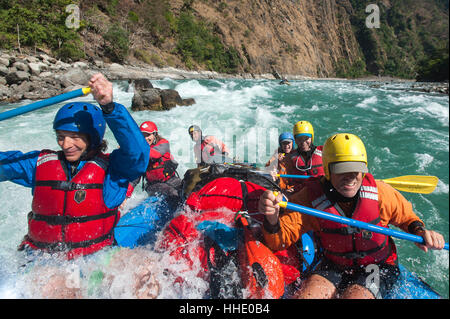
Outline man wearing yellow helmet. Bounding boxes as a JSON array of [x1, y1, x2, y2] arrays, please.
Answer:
[[259, 133, 445, 299], [280, 121, 324, 192]]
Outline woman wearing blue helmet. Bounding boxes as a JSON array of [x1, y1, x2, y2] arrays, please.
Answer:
[[0, 73, 150, 261], [265, 132, 295, 183]]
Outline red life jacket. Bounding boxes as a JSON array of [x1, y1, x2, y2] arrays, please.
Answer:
[[287, 145, 324, 192], [21, 150, 119, 260], [185, 177, 266, 216], [194, 136, 228, 164], [145, 138, 176, 183], [290, 145, 324, 177], [307, 174, 396, 267]]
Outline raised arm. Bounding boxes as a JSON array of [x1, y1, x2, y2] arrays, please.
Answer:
[[89, 73, 150, 182]]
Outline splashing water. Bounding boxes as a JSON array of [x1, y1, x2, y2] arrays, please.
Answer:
[[0, 79, 448, 298]]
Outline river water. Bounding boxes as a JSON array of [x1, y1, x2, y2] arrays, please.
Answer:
[[0, 78, 448, 298]]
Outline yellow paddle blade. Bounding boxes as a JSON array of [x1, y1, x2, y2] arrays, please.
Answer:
[[82, 87, 91, 95], [379, 175, 439, 194]]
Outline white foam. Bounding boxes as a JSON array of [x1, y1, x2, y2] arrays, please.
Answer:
[[356, 96, 378, 109], [413, 153, 434, 172], [434, 179, 449, 194], [1, 78, 448, 298]]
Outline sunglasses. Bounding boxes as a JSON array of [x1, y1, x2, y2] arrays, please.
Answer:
[[143, 132, 155, 137]]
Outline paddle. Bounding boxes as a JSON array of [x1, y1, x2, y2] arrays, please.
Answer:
[[275, 197, 448, 251], [235, 213, 285, 298], [0, 87, 91, 122], [277, 174, 439, 194]]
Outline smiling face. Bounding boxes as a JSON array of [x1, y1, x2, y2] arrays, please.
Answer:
[[143, 132, 156, 145], [56, 130, 89, 162], [295, 135, 312, 152], [280, 141, 293, 154], [330, 171, 363, 198]]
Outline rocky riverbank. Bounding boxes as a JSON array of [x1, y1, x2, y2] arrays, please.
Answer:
[[0, 50, 448, 105], [0, 50, 284, 104]]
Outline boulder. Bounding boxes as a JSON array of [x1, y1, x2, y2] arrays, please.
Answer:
[[57, 67, 91, 87], [0, 65, 8, 77], [181, 98, 196, 106], [39, 71, 53, 78], [73, 61, 89, 69], [131, 88, 162, 111], [133, 78, 153, 91], [12, 61, 30, 73], [6, 71, 30, 85], [28, 62, 48, 75], [160, 89, 183, 110], [0, 85, 10, 98], [0, 57, 10, 67], [131, 83, 196, 111]]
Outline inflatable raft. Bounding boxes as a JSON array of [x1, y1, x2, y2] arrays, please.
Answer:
[[298, 231, 441, 299], [113, 167, 442, 299], [114, 195, 176, 248]]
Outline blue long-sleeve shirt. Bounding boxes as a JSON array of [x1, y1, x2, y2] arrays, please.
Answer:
[[0, 102, 150, 209]]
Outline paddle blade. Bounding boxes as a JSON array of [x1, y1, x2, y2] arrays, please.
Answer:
[[380, 175, 439, 194], [236, 215, 285, 299]]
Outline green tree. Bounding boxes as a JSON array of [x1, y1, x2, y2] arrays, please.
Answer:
[[104, 23, 129, 62], [0, 0, 84, 60]]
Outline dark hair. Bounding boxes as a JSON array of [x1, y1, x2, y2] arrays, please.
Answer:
[[98, 139, 108, 152], [82, 139, 108, 160], [153, 133, 165, 144]]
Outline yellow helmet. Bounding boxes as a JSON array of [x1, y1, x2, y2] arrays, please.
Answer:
[[293, 121, 314, 142], [322, 133, 368, 180]]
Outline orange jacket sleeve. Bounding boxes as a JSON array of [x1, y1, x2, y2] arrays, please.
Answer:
[[262, 187, 320, 251], [376, 180, 424, 231], [278, 156, 296, 191]]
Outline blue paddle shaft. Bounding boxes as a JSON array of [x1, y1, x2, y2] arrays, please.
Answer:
[[0, 88, 88, 121], [284, 201, 449, 251], [279, 174, 310, 179]]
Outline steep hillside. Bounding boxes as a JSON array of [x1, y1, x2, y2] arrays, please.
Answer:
[[1, 0, 448, 79]]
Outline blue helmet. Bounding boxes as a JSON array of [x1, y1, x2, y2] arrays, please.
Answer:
[[53, 102, 106, 150], [278, 132, 294, 146]]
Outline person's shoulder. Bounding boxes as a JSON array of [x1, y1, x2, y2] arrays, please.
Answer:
[[375, 179, 395, 192], [288, 149, 299, 157], [203, 135, 217, 143]]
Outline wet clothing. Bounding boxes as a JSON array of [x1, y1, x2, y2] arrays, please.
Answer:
[[265, 148, 289, 187], [308, 174, 396, 267], [312, 257, 401, 299], [0, 102, 150, 257], [263, 176, 424, 251], [145, 138, 178, 183], [194, 135, 230, 166], [130, 137, 182, 209], [262, 175, 424, 295], [280, 145, 324, 192], [22, 150, 119, 259]]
